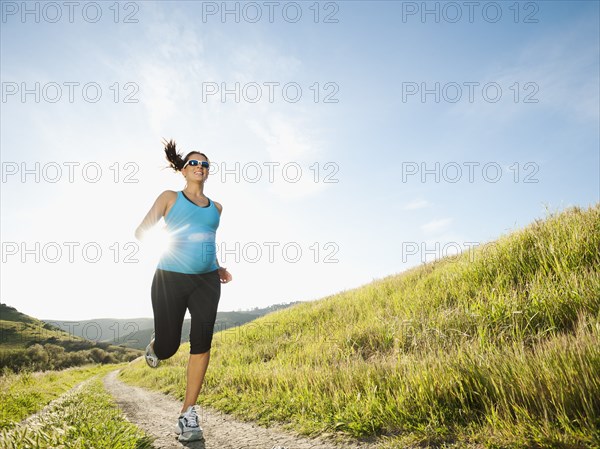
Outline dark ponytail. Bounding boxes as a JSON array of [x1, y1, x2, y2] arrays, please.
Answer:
[[163, 138, 185, 172], [162, 138, 210, 172]]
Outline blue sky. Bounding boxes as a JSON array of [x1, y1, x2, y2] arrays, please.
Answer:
[[1, 0, 598, 321]]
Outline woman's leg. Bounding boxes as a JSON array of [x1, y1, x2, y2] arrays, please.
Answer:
[[181, 351, 211, 412], [182, 269, 221, 411], [151, 269, 191, 360]]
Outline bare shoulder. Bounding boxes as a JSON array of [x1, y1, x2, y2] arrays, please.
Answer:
[[212, 200, 223, 215], [160, 190, 178, 200], [156, 190, 177, 204], [157, 190, 178, 215]]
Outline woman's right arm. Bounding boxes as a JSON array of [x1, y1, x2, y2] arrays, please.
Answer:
[[134, 190, 174, 240]]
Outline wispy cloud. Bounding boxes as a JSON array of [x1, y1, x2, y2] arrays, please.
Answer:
[[421, 218, 453, 233], [247, 114, 327, 199], [247, 114, 318, 161], [404, 199, 430, 210]]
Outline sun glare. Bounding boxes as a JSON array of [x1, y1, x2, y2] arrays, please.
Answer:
[[142, 226, 173, 260]]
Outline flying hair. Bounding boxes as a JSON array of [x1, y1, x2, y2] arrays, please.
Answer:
[[162, 138, 209, 172]]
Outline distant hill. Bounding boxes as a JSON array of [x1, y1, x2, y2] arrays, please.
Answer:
[[0, 304, 39, 325], [0, 303, 141, 372], [43, 302, 301, 350]]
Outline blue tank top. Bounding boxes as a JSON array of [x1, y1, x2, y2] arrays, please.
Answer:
[[157, 191, 220, 274]]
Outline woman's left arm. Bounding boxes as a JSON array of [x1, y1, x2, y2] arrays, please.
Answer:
[[214, 201, 232, 283]]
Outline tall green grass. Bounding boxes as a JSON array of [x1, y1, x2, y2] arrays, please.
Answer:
[[0, 364, 121, 429], [119, 204, 600, 448], [0, 371, 153, 449]]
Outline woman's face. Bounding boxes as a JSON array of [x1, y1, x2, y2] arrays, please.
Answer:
[[182, 153, 210, 183]]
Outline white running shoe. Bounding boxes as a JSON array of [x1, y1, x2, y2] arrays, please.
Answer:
[[145, 332, 159, 368], [175, 405, 204, 442]]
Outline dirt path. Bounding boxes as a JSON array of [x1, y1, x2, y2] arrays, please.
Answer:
[[103, 369, 379, 449]]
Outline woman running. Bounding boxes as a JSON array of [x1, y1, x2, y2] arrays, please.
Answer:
[[134, 139, 232, 443]]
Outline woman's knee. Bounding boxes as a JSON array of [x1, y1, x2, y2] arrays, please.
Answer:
[[189, 340, 212, 355], [154, 341, 180, 360]]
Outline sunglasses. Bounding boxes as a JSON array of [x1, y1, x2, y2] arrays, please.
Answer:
[[183, 159, 210, 169]]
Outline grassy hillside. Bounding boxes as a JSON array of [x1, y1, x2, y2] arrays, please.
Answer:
[[0, 305, 141, 372], [119, 204, 600, 448], [0, 305, 38, 325]]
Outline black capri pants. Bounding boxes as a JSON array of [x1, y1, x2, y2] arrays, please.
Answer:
[[151, 268, 221, 359]]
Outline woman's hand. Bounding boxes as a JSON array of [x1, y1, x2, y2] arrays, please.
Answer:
[[218, 267, 232, 284]]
